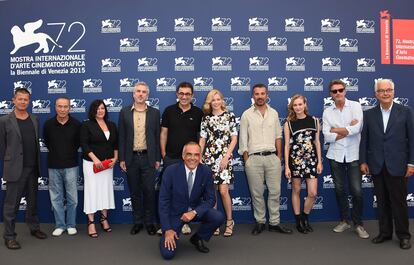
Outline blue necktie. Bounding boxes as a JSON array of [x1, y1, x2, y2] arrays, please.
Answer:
[[187, 171, 194, 197]]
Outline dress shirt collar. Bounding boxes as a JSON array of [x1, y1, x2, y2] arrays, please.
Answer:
[[184, 165, 197, 180], [130, 104, 148, 111], [332, 98, 351, 110], [252, 103, 269, 113], [380, 102, 393, 113]]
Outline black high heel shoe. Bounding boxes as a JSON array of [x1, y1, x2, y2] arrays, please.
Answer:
[[87, 218, 98, 238], [100, 213, 112, 232]]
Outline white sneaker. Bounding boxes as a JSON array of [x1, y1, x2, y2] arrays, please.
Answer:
[[52, 228, 65, 237], [181, 224, 191, 235], [67, 228, 77, 235], [156, 228, 163, 235], [355, 225, 369, 239], [333, 221, 351, 233]]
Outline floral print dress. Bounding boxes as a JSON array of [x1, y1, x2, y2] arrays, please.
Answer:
[[200, 111, 238, 184], [287, 115, 318, 179]]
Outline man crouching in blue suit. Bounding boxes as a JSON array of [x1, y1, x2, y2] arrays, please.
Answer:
[[159, 141, 224, 259]]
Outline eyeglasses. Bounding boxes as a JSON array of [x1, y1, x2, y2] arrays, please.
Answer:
[[330, 88, 345, 94], [376, 88, 394, 94], [178, 92, 192, 97]]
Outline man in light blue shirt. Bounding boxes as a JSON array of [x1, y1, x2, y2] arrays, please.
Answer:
[[322, 79, 369, 239]]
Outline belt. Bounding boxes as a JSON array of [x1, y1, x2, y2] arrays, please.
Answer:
[[251, 151, 276, 156], [133, 150, 147, 155]]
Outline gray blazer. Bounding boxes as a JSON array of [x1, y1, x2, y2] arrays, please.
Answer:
[[359, 103, 414, 176], [118, 105, 161, 167], [0, 112, 41, 182]]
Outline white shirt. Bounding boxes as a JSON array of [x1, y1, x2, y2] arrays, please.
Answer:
[[380, 102, 393, 133], [322, 99, 363, 162]]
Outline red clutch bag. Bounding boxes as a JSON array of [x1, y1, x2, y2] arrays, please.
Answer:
[[93, 159, 112, 173]]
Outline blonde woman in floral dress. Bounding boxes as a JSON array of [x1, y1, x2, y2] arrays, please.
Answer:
[[284, 94, 322, 234], [199, 89, 237, 237]]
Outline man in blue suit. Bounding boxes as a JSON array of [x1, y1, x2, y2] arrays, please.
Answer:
[[158, 142, 224, 259], [360, 78, 414, 250]]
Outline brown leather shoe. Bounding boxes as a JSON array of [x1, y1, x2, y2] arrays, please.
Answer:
[[30, 230, 47, 239], [5, 239, 21, 249]]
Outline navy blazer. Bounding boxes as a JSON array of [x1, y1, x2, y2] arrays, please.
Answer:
[[158, 162, 215, 232], [0, 112, 41, 182], [118, 105, 161, 166], [359, 103, 414, 176]]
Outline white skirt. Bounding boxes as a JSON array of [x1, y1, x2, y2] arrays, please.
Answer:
[[83, 159, 115, 214]]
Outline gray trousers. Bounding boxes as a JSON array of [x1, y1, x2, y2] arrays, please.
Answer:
[[3, 166, 40, 240], [245, 155, 281, 225]]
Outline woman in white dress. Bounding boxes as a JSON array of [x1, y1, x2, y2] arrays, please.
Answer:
[[80, 99, 118, 238]]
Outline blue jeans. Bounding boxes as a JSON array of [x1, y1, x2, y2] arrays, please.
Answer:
[[329, 159, 363, 226], [48, 167, 78, 229]]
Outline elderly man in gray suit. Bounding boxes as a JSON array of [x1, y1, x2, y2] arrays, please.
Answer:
[[118, 82, 161, 235], [0, 88, 47, 250]]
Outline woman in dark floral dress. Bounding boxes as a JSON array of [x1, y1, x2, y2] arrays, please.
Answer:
[[199, 89, 238, 237], [284, 94, 322, 234]]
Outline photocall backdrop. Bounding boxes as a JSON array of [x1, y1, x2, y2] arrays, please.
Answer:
[[0, 0, 413, 224]]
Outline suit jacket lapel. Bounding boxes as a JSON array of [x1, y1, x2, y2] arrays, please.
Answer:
[[127, 106, 134, 131], [374, 105, 385, 134], [29, 114, 39, 139], [145, 107, 150, 131], [179, 163, 190, 201], [189, 166, 203, 199], [10, 112, 22, 139], [385, 103, 399, 134]]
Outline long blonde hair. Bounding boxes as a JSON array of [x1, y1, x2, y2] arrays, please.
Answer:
[[202, 89, 227, 114], [287, 94, 309, 121]]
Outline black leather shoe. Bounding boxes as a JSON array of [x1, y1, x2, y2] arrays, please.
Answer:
[[268, 225, 293, 234], [30, 230, 47, 239], [296, 222, 307, 234], [371, 234, 392, 244], [146, 224, 156, 235], [190, 234, 209, 253], [251, 223, 265, 235], [130, 224, 143, 235], [400, 239, 411, 250], [303, 220, 313, 233], [5, 239, 21, 250]]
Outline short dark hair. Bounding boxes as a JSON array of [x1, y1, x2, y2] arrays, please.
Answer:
[[252, 83, 268, 95], [328, 79, 346, 91], [176, 81, 193, 94], [88, 99, 109, 121], [14, 88, 31, 96]]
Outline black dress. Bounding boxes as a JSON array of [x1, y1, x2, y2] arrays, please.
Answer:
[[287, 115, 318, 179]]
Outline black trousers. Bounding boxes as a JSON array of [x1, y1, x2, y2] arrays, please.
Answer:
[[3, 166, 40, 240], [373, 165, 411, 240], [126, 153, 156, 225]]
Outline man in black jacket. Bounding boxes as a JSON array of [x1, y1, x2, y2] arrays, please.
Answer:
[[118, 82, 161, 235]]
